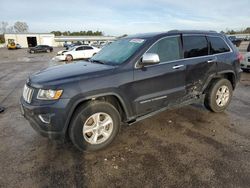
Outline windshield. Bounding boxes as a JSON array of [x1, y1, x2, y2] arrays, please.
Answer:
[[90, 38, 146, 65]]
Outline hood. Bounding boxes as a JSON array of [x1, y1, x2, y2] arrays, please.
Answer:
[[29, 61, 115, 88], [57, 50, 69, 55]]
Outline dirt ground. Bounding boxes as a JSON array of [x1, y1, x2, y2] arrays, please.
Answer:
[[0, 47, 250, 188]]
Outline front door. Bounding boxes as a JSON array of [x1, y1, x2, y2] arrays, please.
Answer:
[[132, 35, 186, 116], [75, 46, 85, 59]]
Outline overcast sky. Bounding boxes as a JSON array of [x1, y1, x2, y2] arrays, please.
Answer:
[[1, 0, 249, 36]]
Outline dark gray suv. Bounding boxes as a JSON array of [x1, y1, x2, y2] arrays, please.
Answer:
[[20, 30, 242, 151]]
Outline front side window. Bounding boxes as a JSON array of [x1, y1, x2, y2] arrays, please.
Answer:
[[208, 36, 230, 54], [84, 46, 93, 50], [76, 47, 84, 51], [183, 36, 208, 58], [147, 36, 181, 63]]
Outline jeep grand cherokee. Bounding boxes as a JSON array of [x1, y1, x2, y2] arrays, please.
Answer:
[[20, 30, 242, 151]]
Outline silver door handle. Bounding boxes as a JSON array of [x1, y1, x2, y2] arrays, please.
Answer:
[[172, 65, 184, 69], [207, 59, 217, 63]]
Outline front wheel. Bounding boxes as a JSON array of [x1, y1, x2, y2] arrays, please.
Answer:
[[69, 101, 121, 151], [66, 54, 73, 61], [204, 78, 233, 112]]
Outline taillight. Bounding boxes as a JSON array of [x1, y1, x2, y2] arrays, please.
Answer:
[[237, 53, 244, 62]]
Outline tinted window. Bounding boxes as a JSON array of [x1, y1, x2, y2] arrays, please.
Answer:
[[76, 47, 84, 51], [183, 36, 208, 58], [147, 36, 181, 62], [209, 36, 230, 54], [84, 46, 93, 50]]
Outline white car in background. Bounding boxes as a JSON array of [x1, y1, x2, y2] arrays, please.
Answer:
[[55, 45, 100, 61], [241, 52, 250, 72]]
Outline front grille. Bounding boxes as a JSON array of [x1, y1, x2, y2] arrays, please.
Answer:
[[23, 84, 34, 104]]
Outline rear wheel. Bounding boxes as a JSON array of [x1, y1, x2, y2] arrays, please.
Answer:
[[66, 54, 73, 61], [204, 78, 233, 112], [69, 101, 121, 151]]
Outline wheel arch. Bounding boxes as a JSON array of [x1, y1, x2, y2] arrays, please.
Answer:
[[203, 71, 236, 93], [63, 93, 129, 135]]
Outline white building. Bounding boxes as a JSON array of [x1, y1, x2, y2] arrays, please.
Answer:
[[4, 33, 55, 48], [4, 33, 117, 48]]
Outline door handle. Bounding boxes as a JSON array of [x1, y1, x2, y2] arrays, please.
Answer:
[[172, 65, 184, 69], [207, 58, 217, 63]]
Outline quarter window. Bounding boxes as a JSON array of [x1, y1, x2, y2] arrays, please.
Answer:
[[183, 36, 208, 58], [208, 36, 230, 54], [147, 36, 181, 63]]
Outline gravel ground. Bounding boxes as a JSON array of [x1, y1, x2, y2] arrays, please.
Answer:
[[0, 47, 250, 188]]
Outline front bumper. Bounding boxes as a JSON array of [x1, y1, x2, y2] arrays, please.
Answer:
[[20, 97, 71, 140], [53, 55, 66, 61], [241, 62, 250, 70]]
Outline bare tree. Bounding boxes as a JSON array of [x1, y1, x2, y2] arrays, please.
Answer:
[[7, 26, 14, 33], [14, 21, 29, 33], [0, 21, 9, 33]]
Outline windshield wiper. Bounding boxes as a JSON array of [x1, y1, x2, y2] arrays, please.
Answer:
[[89, 59, 105, 64]]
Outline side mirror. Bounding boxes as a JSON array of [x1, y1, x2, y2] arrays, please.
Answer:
[[141, 53, 160, 66]]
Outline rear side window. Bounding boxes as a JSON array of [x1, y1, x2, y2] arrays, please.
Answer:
[[147, 36, 181, 63], [208, 36, 230, 54], [183, 36, 208, 58]]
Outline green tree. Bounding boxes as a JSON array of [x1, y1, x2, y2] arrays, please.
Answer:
[[51, 30, 103, 36], [0, 34, 5, 43], [51, 31, 62, 36]]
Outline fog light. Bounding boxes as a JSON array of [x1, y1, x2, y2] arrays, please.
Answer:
[[38, 114, 51, 124]]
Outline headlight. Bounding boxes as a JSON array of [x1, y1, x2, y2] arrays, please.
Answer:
[[37, 89, 63, 100]]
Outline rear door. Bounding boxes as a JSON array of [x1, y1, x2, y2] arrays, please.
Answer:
[[207, 35, 232, 73], [182, 35, 217, 97], [133, 35, 186, 116]]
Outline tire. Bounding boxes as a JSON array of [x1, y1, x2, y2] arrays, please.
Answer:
[[30, 50, 35, 54], [46, 49, 50, 53], [204, 78, 233, 113], [69, 101, 121, 151], [66, 54, 73, 61]]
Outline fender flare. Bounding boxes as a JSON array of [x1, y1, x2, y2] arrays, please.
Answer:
[[62, 92, 130, 134], [202, 70, 236, 93]]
